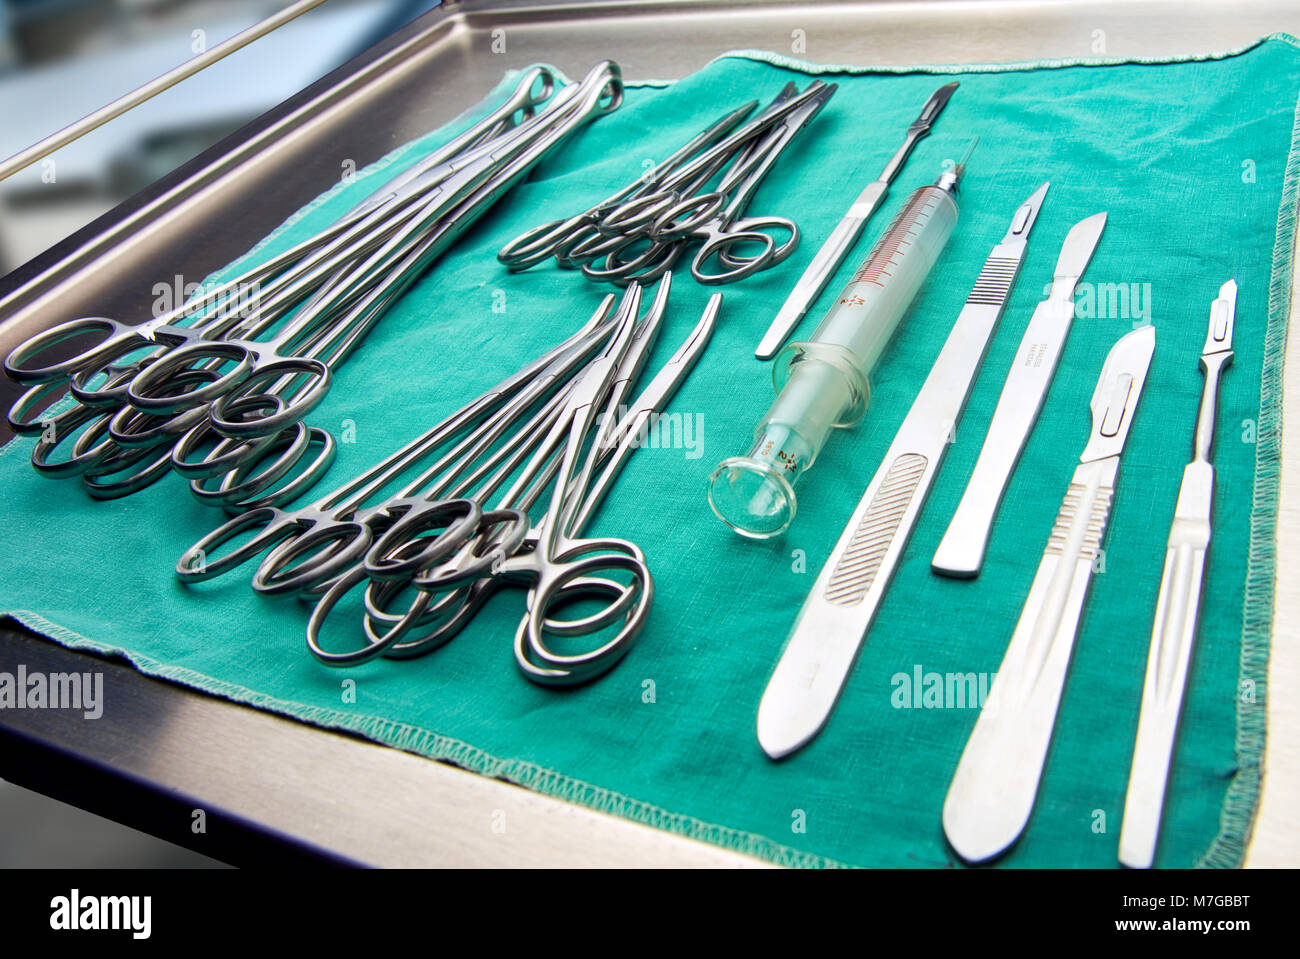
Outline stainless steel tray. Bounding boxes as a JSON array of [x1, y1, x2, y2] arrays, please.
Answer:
[[1, 0, 1297, 867]]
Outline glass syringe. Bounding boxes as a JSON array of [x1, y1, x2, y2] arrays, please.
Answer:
[[708, 156, 967, 538]]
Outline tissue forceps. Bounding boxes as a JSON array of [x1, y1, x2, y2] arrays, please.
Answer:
[[175, 292, 624, 590], [9, 63, 624, 503]]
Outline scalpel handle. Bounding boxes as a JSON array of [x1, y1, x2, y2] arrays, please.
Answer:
[[756, 181, 888, 359], [931, 298, 1073, 577], [1118, 458, 1214, 868], [756, 439, 942, 759], [942, 456, 1115, 863]]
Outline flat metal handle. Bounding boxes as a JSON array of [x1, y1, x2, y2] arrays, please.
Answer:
[[931, 298, 1073, 577], [942, 455, 1115, 863], [756, 445, 939, 759], [1119, 536, 1206, 868], [756, 180, 887, 359]]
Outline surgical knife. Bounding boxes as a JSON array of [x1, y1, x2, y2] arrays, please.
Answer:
[[1118, 280, 1235, 869], [931, 211, 1108, 578], [755, 81, 958, 360], [755, 182, 1050, 760], [942, 324, 1155, 864]]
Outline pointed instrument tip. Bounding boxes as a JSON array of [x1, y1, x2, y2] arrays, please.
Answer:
[[1022, 181, 1050, 212], [1220, 277, 1238, 299]]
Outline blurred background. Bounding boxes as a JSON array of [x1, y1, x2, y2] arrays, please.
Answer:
[[0, 0, 440, 276], [0, 0, 440, 867]]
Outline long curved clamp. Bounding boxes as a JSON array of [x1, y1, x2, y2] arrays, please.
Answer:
[[1119, 281, 1235, 869], [942, 324, 1155, 865], [754, 183, 1048, 760]]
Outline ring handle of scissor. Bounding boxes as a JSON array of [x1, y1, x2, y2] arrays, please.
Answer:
[[354, 511, 576, 662], [6, 366, 138, 436], [176, 504, 301, 583], [580, 236, 684, 285], [29, 405, 130, 479], [64, 335, 180, 410], [350, 512, 533, 657], [588, 60, 624, 115], [306, 564, 415, 666], [405, 508, 532, 591], [213, 429, 335, 513], [363, 577, 481, 659], [186, 416, 327, 510], [362, 497, 484, 583], [169, 396, 291, 480], [251, 512, 376, 596], [305, 559, 477, 666], [3, 316, 184, 386], [246, 493, 394, 596], [79, 442, 176, 500], [536, 537, 647, 634], [689, 215, 799, 285], [107, 404, 205, 451], [43, 399, 193, 486], [123, 339, 258, 414], [217, 424, 336, 513], [205, 356, 333, 439], [497, 215, 591, 270], [515, 545, 653, 686], [595, 191, 680, 238], [648, 191, 727, 242]]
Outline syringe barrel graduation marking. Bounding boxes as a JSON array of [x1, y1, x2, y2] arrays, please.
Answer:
[[708, 168, 961, 539]]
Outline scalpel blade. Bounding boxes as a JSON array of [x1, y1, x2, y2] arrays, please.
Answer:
[[755, 184, 1047, 759], [931, 211, 1107, 578]]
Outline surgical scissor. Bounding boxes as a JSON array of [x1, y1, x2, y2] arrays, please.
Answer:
[[6, 62, 624, 507], [302, 280, 719, 684], [499, 79, 836, 286]]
